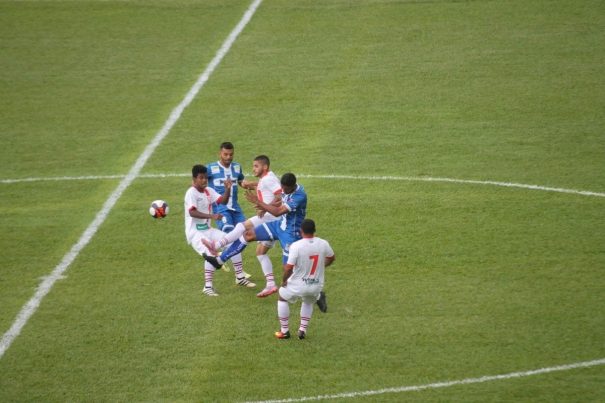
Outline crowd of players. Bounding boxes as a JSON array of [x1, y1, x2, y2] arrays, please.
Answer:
[[183, 142, 335, 340]]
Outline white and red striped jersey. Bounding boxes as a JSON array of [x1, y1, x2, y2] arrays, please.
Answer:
[[184, 185, 222, 244]]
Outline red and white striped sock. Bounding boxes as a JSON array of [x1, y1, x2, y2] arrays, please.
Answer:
[[299, 302, 313, 333], [204, 263, 214, 288], [232, 253, 244, 279], [278, 300, 289, 333]]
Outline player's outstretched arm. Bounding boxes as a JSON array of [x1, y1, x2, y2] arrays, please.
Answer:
[[240, 179, 257, 190], [245, 190, 288, 217]]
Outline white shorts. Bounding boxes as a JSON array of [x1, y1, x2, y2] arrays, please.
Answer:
[[190, 228, 225, 257], [279, 280, 322, 304]]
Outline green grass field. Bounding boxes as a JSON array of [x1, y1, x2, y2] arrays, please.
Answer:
[[1, 0, 604, 401]]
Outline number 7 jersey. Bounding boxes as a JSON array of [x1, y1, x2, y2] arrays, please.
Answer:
[[286, 236, 335, 286]]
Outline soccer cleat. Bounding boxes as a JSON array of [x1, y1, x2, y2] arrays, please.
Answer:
[[256, 286, 278, 298], [297, 330, 306, 340], [234, 272, 253, 284], [274, 330, 290, 339], [201, 238, 218, 256], [203, 253, 223, 269], [236, 277, 256, 288], [222, 259, 233, 272], [202, 287, 219, 297], [316, 291, 327, 313]]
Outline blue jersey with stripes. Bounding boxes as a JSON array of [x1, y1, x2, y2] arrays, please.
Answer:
[[206, 161, 245, 213], [279, 184, 307, 239]]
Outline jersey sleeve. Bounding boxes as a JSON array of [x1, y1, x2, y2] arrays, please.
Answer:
[[206, 163, 214, 181], [284, 190, 306, 212], [323, 240, 335, 258], [235, 164, 245, 182], [184, 188, 197, 212], [207, 187, 223, 204], [268, 175, 282, 195], [286, 241, 300, 266]]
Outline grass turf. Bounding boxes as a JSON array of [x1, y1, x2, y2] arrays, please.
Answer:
[[1, 0, 604, 401]]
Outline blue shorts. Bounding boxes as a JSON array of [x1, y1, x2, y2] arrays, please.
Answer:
[[215, 209, 246, 233], [254, 221, 299, 264]]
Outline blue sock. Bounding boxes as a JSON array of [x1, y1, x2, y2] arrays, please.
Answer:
[[220, 239, 248, 262]]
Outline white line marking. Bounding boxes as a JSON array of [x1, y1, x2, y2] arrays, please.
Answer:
[[0, 0, 263, 360], [3, 172, 604, 198], [297, 174, 605, 198], [0, 175, 127, 184], [244, 358, 605, 403]]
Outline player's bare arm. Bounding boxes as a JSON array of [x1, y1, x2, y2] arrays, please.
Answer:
[[281, 264, 294, 286], [325, 255, 336, 267], [189, 208, 222, 221], [245, 190, 288, 217], [219, 178, 232, 205], [240, 179, 257, 190], [243, 189, 266, 218]]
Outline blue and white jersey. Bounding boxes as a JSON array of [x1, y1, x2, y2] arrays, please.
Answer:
[[206, 161, 245, 212], [280, 184, 307, 239]]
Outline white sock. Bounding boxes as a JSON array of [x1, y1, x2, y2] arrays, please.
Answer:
[[257, 254, 275, 287], [299, 302, 313, 333], [232, 253, 244, 280], [278, 300, 289, 333], [219, 222, 246, 247], [204, 262, 214, 288]]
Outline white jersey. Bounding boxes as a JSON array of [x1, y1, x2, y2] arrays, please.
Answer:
[[255, 170, 282, 222], [184, 185, 222, 244], [286, 236, 334, 287], [257, 171, 281, 204]]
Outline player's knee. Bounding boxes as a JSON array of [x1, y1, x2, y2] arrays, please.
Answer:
[[243, 229, 256, 242]]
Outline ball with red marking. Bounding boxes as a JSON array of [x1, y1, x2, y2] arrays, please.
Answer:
[[149, 200, 169, 218]]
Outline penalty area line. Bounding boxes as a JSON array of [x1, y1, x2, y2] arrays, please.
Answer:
[[244, 358, 605, 403], [0, 0, 264, 360]]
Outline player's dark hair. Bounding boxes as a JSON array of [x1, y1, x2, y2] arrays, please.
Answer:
[[301, 219, 316, 235], [254, 155, 270, 167], [281, 172, 297, 187], [192, 164, 207, 177], [220, 142, 234, 150]]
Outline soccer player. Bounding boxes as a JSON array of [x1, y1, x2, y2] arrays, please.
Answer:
[[202, 173, 307, 298], [274, 219, 335, 340], [206, 142, 251, 279], [203, 155, 284, 297], [207, 142, 246, 233], [184, 164, 255, 296]]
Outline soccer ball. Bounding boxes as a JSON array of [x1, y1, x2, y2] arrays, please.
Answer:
[[149, 200, 169, 218]]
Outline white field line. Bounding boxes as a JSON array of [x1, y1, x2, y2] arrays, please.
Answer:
[[244, 358, 605, 403], [2, 172, 605, 198], [0, 0, 263, 360]]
